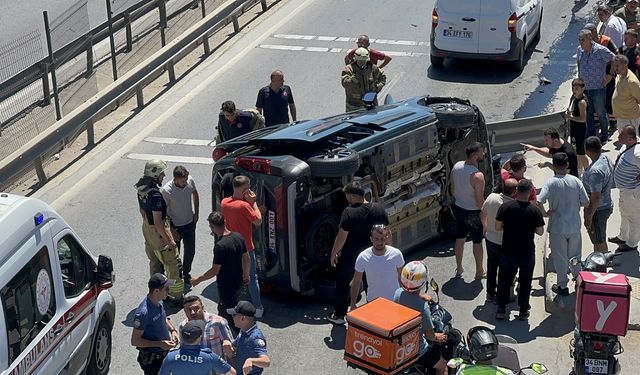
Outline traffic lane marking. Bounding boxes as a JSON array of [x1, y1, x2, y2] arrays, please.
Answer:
[[258, 44, 427, 57], [125, 153, 215, 165], [272, 34, 428, 46], [144, 136, 215, 146]]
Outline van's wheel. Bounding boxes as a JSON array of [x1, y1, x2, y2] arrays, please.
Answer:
[[510, 41, 525, 71], [430, 55, 445, 67], [86, 318, 112, 375], [304, 213, 339, 264], [428, 102, 477, 129], [307, 148, 359, 178]]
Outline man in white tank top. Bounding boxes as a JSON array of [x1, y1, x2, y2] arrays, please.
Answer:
[[450, 142, 487, 279]]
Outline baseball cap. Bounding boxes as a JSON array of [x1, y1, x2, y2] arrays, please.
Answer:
[[148, 273, 176, 290], [584, 23, 597, 31], [181, 319, 205, 341], [226, 301, 256, 317]]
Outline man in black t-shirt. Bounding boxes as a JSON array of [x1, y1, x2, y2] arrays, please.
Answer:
[[327, 181, 389, 325], [217, 100, 254, 142], [494, 179, 545, 321], [191, 212, 250, 331], [521, 127, 579, 177], [255, 69, 297, 127]]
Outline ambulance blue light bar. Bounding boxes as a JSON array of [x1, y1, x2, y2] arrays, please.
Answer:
[[34, 212, 45, 226]]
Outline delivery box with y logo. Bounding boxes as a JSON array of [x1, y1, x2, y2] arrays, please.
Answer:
[[575, 271, 631, 336]]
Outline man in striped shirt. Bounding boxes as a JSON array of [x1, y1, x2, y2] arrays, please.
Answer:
[[609, 125, 640, 252]]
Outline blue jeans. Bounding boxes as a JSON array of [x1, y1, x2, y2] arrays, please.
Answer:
[[248, 251, 262, 308], [585, 88, 608, 139]]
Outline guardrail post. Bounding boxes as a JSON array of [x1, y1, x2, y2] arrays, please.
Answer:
[[159, 0, 167, 46], [200, 0, 206, 18], [40, 62, 51, 106], [124, 13, 133, 52], [231, 14, 239, 33], [260, 0, 268, 11], [34, 156, 48, 186], [105, 0, 119, 81], [167, 61, 176, 83], [86, 119, 95, 147], [86, 37, 94, 77], [202, 35, 210, 55], [136, 85, 144, 108], [43, 11, 62, 121]]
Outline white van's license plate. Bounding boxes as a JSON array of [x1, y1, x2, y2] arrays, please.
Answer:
[[443, 29, 472, 38], [584, 358, 608, 374]]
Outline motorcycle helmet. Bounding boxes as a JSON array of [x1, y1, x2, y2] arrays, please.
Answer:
[[400, 261, 428, 292], [467, 326, 499, 362], [144, 159, 168, 179]]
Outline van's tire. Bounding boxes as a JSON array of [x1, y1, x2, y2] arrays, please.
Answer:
[[304, 213, 339, 264], [86, 318, 112, 375], [510, 41, 525, 72], [430, 55, 445, 67], [428, 102, 477, 129], [307, 148, 359, 178]]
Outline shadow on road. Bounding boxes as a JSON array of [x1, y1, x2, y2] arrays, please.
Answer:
[[324, 324, 347, 351]]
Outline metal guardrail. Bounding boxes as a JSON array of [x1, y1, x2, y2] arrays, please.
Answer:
[[0, 0, 270, 190], [487, 111, 567, 154]]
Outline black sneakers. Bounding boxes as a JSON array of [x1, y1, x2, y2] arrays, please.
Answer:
[[518, 309, 530, 321], [552, 284, 570, 296], [608, 236, 625, 245], [616, 244, 638, 253], [327, 313, 346, 325]]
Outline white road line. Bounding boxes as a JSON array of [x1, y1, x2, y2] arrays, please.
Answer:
[[272, 34, 428, 46], [47, 0, 317, 210], [144, 136, 215, 146], [258, 44, 427, 56], [126, 153, 215, 165], [379, 72, 405, 101]]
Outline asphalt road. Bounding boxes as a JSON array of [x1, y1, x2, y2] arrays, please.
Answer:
[[27, 0, 640, 374]]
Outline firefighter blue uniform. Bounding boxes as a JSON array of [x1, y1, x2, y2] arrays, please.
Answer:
[[233, 324, 268, 375], [158, 344, 232, 375]]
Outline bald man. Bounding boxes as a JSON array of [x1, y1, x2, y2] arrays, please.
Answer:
[[256, 69, 297, 127], [481, 178, 518, 303]]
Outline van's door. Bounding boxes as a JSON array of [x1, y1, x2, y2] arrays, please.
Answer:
[[478, 0, 513, 54], [522, 0, 540, 41], [434, 0, 481, 53], [52, 231, 98, 374]]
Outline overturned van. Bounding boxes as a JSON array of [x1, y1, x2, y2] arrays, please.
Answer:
[[210, 96, 496, 298]]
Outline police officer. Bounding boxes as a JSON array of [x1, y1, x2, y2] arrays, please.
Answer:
[[341, 47, 386, 112], [227, 301, 271, 375], [131, 273, 181, 375], [135, 159, 184, 302], [159, 319, 236, 375]]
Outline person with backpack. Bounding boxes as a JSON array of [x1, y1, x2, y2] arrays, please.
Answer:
[[216, 101, 264, 143], [255, 69, 296, 127]]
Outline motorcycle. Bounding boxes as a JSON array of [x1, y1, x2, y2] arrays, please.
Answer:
[[403, 279, 465, 375], [446, 334, 548, 375], [569, 251, 624, 375]]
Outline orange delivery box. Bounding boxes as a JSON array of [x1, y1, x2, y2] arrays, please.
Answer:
[[344, 297, 423, 374]]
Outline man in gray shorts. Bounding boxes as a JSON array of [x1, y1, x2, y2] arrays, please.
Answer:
[[537, 153, 589, 296], [582, 137, 614, 252]]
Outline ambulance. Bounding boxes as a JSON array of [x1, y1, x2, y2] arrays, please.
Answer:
[[0, 193, 115, 375]]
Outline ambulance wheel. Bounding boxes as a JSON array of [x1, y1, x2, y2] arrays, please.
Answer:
[[87, 318, 112, 375]]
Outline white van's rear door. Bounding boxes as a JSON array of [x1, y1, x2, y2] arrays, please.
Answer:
[[434, 0, 481, 53], [478, 0, 513, 54]]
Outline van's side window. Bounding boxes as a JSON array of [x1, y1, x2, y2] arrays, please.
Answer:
[[1, 247, 56, 365], [57, 235, 93, 298]]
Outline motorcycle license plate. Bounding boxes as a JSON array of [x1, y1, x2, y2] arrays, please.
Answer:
[[584, 358, 608, 374]]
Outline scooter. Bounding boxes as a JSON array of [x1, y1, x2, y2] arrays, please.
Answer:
[[403, 279, 464, 375], [569, 251, 624, 375], [446, 334, 548, 375]]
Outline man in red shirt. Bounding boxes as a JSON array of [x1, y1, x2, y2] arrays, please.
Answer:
[[221, 175, 264, 317], [500, 154, 537, 202], [344, 34, 392, 68]]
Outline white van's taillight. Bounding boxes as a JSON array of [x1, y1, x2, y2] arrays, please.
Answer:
[[432, 8, 439, 30], [508, 12, 517, 33]]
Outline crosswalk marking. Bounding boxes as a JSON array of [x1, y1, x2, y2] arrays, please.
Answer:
[[144, 137, 215, 146], [272, 34, 428, 46], [126, 153, 215, 165], [258, 44, 426, 57]]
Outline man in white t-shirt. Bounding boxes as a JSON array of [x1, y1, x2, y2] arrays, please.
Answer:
[[161, 165, 200, 289], [349, 224, 404, 309]]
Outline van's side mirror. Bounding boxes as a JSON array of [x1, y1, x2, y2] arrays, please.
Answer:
[[97, 255, 115, 288]]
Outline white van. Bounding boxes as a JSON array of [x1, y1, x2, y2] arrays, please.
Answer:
[[430, 0, 543, 70], [0, 193, 115, 375]]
